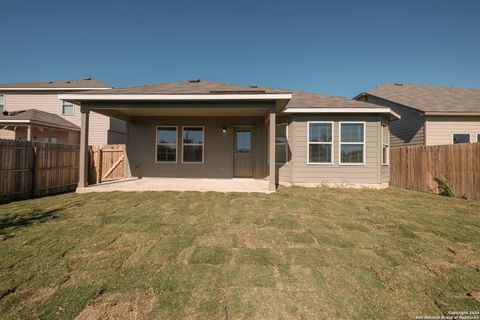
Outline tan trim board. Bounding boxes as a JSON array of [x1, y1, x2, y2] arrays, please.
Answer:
[[283, 107, 401, 120], [58, 93, 292, 101]]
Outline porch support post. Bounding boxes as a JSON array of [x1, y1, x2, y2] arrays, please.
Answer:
[[269, 110, 276, 191], [79, 106, 90, 188], [26, 125, 32, 141]]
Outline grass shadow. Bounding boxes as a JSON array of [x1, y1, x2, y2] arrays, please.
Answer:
[[0, 208, 62, 234]]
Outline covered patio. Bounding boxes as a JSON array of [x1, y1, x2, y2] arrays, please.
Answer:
[[76, 177, 272, 193], [59, 81, 292, 192]]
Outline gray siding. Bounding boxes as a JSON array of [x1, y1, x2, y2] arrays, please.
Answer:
[[127, 116, 267, 179], [0, 91, 124, 144], [358, 95, 425, 147], [290, 114, 383, 185], [276, 115, 293, 183], [380, 118, 390, 183]]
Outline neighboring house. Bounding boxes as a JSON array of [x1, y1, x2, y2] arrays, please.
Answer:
[[354, 83, 480, 147], [0, 78, 126, 144], [59, 80, 399, 191], [0, 109, 79, 144]]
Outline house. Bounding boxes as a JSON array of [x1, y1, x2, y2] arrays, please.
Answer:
[[59, 80, 400, 191], [354, 83, 480, 147], [0, 109, 79, 144], [0, 78, 126, 144]]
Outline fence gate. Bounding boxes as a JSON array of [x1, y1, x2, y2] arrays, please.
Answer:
[[88, 144, 126, 184]]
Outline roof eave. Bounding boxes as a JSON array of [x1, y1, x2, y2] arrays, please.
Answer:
[[0, 87, 111, 91], [58, 93, 293, 103], [283, 107, 401, 120], [0, 119, 80, 131], [424, 111, 480, 116]]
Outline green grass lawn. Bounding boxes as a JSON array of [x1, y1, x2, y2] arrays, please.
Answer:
[[0, 187, 479, 319]]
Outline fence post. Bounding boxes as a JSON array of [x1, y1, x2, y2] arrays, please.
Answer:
[[96, 148, 103, 184], [31, 145, 38, 197]]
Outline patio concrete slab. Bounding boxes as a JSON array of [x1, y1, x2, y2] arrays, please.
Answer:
[[76, 177, 273, 193]]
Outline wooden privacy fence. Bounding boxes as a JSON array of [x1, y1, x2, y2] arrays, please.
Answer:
[[0, 139, 79, 203], [390, 143, 480, 200], [88, 144, 126, 184]]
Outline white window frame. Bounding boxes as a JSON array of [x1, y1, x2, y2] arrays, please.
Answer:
[[182, 126, 204, 164], [62, 101, 74, 116], [307, 121, 334, 165], [275, 122, 288, 165], [155, 126, 178, 163], [381, 123, 389, 166], [339, 121, 366, 166], [0, 94, 4, 113], [452, 133, 470, 144]]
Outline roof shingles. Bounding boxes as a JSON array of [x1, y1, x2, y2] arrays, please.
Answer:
[[0, 78, 110, 89], [0, 109, 79, 130], [76, 80, 383, 109], [365, 83, 480, 113]]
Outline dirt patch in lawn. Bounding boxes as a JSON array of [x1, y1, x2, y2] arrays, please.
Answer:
[[75, 290, 156, 320]]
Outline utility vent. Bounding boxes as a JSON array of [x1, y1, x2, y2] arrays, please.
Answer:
[[189, 79, 201, 83], [394, 83, 403, 86]]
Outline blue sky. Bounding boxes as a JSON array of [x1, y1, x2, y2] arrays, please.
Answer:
[[1, 0, 479, 97]]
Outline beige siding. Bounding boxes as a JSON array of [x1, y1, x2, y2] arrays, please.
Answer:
[[359, 95, 425, 147], [127, 116, 267, 179], [291, 114, 382, 185], [0, 129, 15, 140], [425, 116, 480, 145], [0, 91, 123, 145], [13, 127, 79, 144]]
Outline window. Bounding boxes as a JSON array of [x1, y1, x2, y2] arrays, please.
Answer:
[[453, 133, 470, 144], [44, 137, 58, 143], [156, 126, 177, 162], [308, 122, 333, 164], [183, 126, 204, 163], [478, 134, 480, 143], [275, 123, 288, 164], [381, 124, 389, 165], [340, 122, 365, 165], [0, 94, 3, 113], [62, 101, 74, 115]]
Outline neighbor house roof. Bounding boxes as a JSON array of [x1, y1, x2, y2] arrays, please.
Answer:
[[0, 78, 111, 90], [0, 109, 80, 131], [358, 83, 480, 114], [58, 80, 400, 119]]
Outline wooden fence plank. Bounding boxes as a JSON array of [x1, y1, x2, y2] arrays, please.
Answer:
[[390, 143, 480, 200]]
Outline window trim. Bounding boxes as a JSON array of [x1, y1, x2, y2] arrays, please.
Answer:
[[155, 126, 178, 163], [452, 133, 470, 144], [339, 121, 366, 166], [181, 126, 205, 164], [62, 101, 75, 116], [275, 122, 288, 165], [307, 121, 334, 165], [381, 123, 389, 166]]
